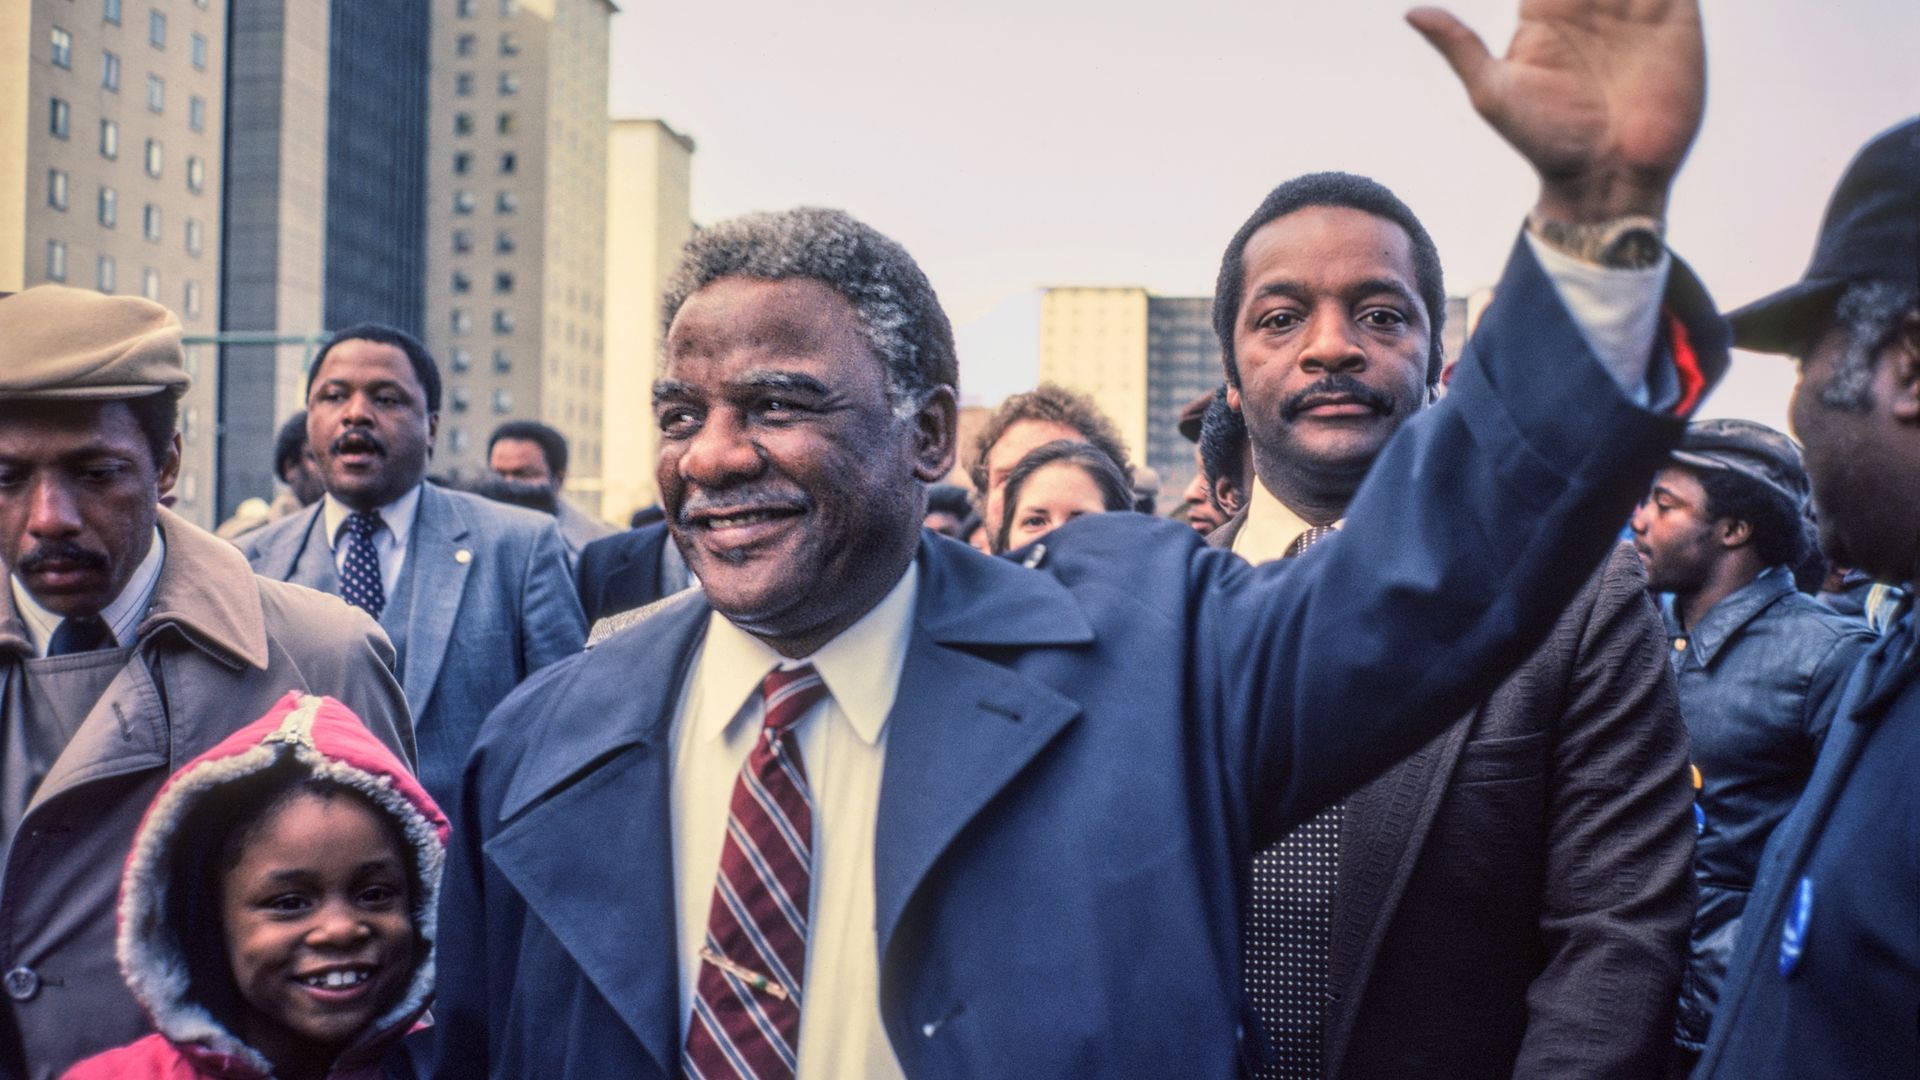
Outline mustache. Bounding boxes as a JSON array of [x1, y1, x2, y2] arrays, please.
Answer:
[[674, 487, 811, 526], [1280, 374, 1394, 421], [330, 431, 386, 456], [18, 541, 109, 575]]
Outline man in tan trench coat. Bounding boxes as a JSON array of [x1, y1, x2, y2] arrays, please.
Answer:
[[0, 286, 415, 1080]]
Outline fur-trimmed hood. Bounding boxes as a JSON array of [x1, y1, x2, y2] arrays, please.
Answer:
[[107, 692, 447, 1078]]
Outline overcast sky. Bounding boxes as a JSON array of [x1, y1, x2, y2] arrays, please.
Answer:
[[607, 0, 1918, 429]]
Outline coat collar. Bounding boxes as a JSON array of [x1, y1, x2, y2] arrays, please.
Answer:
[[485, 534, 1096, 1071], [0, 508, 270, 670], [1673, 564, 1796, 667]]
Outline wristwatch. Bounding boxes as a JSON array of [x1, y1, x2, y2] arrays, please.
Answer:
[[1527, 213, 1666, 270]]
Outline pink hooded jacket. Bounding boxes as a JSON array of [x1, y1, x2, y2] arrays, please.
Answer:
[[61, 693, 448, 1080]]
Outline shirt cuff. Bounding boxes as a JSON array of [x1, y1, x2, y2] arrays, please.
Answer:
[[1523, 231, 1671, 407]]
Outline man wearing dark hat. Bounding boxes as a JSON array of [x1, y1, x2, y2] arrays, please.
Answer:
[[1692, 117, 1920, 1079], [0, 286, 415, 1079], [1627, 419, 1871, 1075]]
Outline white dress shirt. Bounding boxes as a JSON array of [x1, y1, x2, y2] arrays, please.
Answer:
[[672, 563, 918, 1080], [321, 485, 423, 600], [10, 529, 165, 656]]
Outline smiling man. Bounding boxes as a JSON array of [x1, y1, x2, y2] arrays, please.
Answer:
[[1210, 173, 1692, 1080], [240, 324, 586, 808], [428, 2, 1730, 1076], [0, 287, 412, 1080]]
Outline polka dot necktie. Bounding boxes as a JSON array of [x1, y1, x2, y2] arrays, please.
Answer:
[[683, 664, 829, 1080], [339, 510, 387, 619], [1248, 524, 1341, 1079]]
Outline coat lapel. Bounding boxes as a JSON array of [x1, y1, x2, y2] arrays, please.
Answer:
[[25, 657, 169, 817], [398, 486, 473, 719], [873, 538, 1095, 958], [255, 502, 331, 589], [1322, 715, 1473, 1077], [484, 595, 708, 1076]]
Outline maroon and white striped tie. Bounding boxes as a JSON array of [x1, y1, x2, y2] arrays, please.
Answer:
[[683, 664, 828, 1080]]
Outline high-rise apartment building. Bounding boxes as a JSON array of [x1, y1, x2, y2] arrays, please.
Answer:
[[2, 0, 227, 525], [602, 116, 693, 522], [426, 0, 615, 511]]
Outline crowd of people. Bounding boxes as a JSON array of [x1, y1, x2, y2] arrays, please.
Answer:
[[0, 1, 1915, 1078]]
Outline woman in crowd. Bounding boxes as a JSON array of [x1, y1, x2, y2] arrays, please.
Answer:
[[992, 439, 1134, 555]]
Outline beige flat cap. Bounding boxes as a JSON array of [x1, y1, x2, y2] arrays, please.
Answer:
[[0, 285, 190, 400]]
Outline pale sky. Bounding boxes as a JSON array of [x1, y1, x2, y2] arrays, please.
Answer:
[[608, 0, 1919, 430]]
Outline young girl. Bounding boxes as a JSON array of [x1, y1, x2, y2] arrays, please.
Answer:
[[993, 439, 1136, 555], [64, 693, 447, 1080]]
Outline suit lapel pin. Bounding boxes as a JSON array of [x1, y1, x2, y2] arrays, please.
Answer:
[[455, 549, 472, 565], [1778, 875, 1814, 977]]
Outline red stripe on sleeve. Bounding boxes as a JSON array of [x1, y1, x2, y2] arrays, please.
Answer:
[[1667, 312, 1706, 415]]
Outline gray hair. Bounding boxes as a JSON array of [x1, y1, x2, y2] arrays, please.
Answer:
[[659, 207, 959, 415], [1821, 280, 1920, 412]]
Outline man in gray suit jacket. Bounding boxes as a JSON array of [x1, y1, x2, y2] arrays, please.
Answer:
[[240, 324, 587, 806]]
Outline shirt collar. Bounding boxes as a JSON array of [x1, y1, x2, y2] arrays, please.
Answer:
[[693, 561, 921, 747], [322, 484, 423, 552], [1231, 477, 1340, 565], [10, 528, 165, 656], [1675, 564, 1799, 666]]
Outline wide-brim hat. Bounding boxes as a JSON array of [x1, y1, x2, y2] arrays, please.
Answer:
[[1727, 118, 1920, 355]]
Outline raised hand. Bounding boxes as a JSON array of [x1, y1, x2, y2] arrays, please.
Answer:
[[1408, 0, 1705, 223]]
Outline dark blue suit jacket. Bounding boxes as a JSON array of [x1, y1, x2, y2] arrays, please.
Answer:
[[423, 239, 1727, 1078], [575, 521, 673, 623]]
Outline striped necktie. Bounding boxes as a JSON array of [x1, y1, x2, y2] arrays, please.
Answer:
[[1248, 523, 1341, 1079], [683, 664, 829, 1080]]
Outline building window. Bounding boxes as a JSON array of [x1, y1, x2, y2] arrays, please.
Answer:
[[456, 0, 475, 16], [145, 138, 163, 177], [46, 240, 68, 283], [185, 217, 202, 255], [450, 348, 473, 373], [452, 270, 472, 293], [492, 389, 513, 414], [453, 152, 472, 175], [96, 255, 116, 292], [455, 72, 474, 97], [492, 309, 515, 334], [149, 10, 166, 47], [496, 112, 515, 135], [147, 75, 164, 112], [492, 349, 512, 373], [188, 95, 205, 132], [494, 230, 514, 254], [450, 387, 470, 413], [142, 267, 160, 300], [448, 428, 469, 454], [494, 271, 514, 294], [190, 33, 207, 70], [495, 191, 516, 213], [101, 49, 120, 90], [499, 32, 519, 56], [451, 309, 471, 335], [143, 203, 162, 241], [50, 98, 71, 139], [500, 0, 517, 16], [454, 112, 473, 136], [100, 118, 118, 158], [452, 229, 473, 254], [47, 169, 69, 211], [455, 33, 476, 57], [51, 27, 73, 68], [104, 0, 122, 25], [186, 155, 204, 193], [499, 151, 516, 174], [183, 280, 201, 318], [498, 71, 519, 95], [453, 189, 475, 214], [98, 186, 117, 227]]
